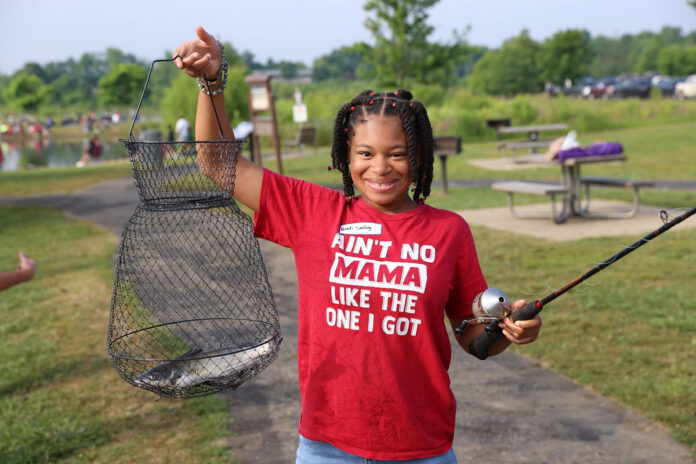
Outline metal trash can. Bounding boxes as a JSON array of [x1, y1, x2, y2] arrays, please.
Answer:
[[138, 130, 163, 165]]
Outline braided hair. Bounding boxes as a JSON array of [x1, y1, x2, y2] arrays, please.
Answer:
[[330, 89, 434, 203]]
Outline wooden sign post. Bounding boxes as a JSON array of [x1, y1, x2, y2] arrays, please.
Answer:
[[244, 74, 283, 174]]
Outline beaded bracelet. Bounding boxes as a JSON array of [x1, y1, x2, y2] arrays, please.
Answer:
[[197, 40, 228, 96]]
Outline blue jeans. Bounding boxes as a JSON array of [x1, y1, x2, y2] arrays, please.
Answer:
[[296, 436, 458, 464]]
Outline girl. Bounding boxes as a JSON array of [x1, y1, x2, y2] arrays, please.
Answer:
[[174, 26, 541, 463]]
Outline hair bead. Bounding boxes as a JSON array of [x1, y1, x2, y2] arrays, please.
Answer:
[[350, 106, 355, 111], [369, 100, 374, 105], [409, 103, 413, 107], [392, 102, 397, 107], [394, 91, 399, 95], [344, 128, 349, 133]]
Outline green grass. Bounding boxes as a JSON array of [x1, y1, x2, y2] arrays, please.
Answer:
[[0, 161, 132, 196], [0, 206, 232, 464], [1, 115, 695, 458], [470, 225, 696, 453]]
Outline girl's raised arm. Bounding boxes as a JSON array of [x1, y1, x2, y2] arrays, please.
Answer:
[[174, 26, 263, 212]]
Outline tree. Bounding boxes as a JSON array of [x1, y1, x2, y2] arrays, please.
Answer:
[[363, 0, 442, 86], [278, 61, 307, 79], [98, 63, 146, 107], [538, 29, 593, 85], [658, 44, 696, 75], [2, 72, 51, 113], [16, 62, 48, 82], [161, 73, 199, 133], [312, 44, 373, 81], [469, 30, 542, 96], [685, 45, 696, 74], [637, 36, 662, 72], [588, 36, 630, 77]]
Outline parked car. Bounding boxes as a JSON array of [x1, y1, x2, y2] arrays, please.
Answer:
[[582, 76, 617, 99], [657, 77, 686, 97], [563, 77, 595, 98], [605, 77, 652, 99], [675, 75, 696, 99], [544, 82, 561, 97]]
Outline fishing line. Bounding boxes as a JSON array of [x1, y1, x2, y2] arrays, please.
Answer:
[[460, 205, 696, 360]]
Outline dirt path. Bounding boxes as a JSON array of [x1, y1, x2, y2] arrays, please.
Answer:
[[2, 177, 693, 464]]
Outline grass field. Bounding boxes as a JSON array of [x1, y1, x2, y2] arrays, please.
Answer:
[[0, 206, 231, 463], [1, 117, 695, 460]]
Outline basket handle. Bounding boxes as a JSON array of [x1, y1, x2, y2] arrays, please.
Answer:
[[128, 56, 226, 141]]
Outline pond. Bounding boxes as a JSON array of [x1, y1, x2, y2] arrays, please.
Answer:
[[0, 136, 128, 171]]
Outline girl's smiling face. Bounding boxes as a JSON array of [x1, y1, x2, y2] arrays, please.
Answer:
[[348, 115, 416, 214]]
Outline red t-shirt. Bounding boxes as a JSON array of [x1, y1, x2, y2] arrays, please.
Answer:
[[254, 169, 487, 460]]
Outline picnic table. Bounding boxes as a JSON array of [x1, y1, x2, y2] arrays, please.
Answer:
[[496, 123, 569, 156], [492, 154, 654, 224]]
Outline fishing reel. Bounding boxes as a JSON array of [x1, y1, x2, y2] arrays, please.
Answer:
[[455, 288, 511, 336]]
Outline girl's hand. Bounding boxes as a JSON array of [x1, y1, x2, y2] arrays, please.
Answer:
[[499, 299, 542, 345], [173, 25, 221, 80]]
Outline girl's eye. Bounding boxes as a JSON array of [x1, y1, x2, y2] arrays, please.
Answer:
[[391, 152, 406, 158], [358, 151, 371, 157]]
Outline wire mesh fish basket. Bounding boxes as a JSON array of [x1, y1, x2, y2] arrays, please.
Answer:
[[107, 58, 281, 398]]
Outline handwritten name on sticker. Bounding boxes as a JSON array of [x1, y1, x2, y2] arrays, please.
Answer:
[[339, 222, 382, 236]]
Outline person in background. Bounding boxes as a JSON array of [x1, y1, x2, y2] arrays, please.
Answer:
[[76, 133, 103, 168], [175, 115, 190, 141], [0, 251, 36, 292]]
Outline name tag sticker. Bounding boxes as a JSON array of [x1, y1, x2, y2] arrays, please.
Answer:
[[339, 222, 382, 236]]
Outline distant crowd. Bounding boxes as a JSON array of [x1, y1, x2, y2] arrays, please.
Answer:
[[0, 110, 123, 139]]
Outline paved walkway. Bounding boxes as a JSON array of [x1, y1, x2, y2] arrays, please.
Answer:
[[2, 178, 694, 464]]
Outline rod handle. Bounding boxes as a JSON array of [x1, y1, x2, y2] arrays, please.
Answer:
[[468, 300, 542, 360]]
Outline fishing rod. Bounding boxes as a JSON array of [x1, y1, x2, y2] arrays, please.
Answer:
[[456, 205, 696, 360]]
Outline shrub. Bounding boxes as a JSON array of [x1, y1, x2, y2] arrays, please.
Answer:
[[505, 95, 538, 125], [573, 109, 612, 132]]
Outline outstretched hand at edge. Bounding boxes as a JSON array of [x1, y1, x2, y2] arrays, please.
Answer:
[[17, 251, 36, 280], [173, 25, 221, 80]]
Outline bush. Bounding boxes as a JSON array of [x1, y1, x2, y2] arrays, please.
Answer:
[[453, 110, 489, 139], [505, 95, 538, 125], [408, 83, 445, 107], [573, 109, 612, 132]]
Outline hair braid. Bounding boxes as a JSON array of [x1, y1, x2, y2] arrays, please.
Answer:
[[411, 101, 434, 200], [330, 102, 353, 197], [397, 101, 421, 199]]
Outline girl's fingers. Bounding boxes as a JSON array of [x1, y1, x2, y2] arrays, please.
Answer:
[[173, 28, 219, 76], [192, 53, 212, 71], [501, 316, 541, 344], [196, 25, 216, 46], [502, 330, 536, 345]]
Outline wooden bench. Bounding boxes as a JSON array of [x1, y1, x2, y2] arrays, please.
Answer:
[[492, 181, 570, 223], [284, 126, 316, 153], [497, 139, 553, 153], [495, 123, 568, 158], [580, 177, 654, 218]]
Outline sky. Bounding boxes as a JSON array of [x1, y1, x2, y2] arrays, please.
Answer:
[[1, 0, 695, 75]]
